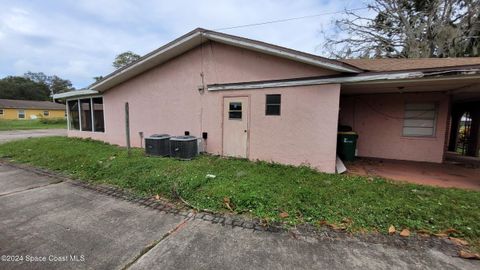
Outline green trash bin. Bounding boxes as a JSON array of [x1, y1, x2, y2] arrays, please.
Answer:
[[337, 132, 358, 162]]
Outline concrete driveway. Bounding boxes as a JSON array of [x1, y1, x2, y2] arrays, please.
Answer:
[[348, 158, 480, 191], [0, 162, 478, 270], [0, 129, 66, 144]]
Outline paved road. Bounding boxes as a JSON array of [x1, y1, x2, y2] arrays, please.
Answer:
[[0, 129, 67, 144], [0, 163, 478, 270]]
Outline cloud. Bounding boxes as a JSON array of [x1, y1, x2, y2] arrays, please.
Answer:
[[0, 0, 370, 88]]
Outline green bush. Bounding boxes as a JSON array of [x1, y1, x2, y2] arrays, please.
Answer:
[[39, 118, 67, 125]]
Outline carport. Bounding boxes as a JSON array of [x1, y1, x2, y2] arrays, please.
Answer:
[[447, 89, 480, 161], [337, 62, 480, 188]]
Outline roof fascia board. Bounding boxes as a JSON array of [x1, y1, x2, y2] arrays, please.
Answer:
[[344, 71, 480, 86], [53, 89, 99, 99], [203, 33, 361, 73], [208, 72, 424, 91], [65, 95, 103, 102]]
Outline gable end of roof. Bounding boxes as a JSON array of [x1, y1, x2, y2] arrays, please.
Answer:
[[90, 28, 362, 92]]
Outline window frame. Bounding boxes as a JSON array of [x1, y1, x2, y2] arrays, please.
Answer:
[[402, 102, 438, 137], [228, 101, 243, 120], [0, 109, 4, 115], [18, 109, 25, 119], [66, 96, 104, 133], [265, 94, 281, 116]]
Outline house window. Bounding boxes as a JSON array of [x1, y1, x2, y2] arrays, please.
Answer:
[[67, 97, 104, 132], [403, 103, 437, 137], [266, 94, 281, 115], [43, 110, 49, 116], [229, 102, 242, 119], [18, 109, 25, 119], [0, 109, 3, 115]]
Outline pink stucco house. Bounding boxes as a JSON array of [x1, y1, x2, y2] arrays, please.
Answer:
[[54, 28, 480, 173]]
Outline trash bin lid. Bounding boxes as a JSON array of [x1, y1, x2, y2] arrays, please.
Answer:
[[149, 134, 170, 139], [170, 135, 197, 141]]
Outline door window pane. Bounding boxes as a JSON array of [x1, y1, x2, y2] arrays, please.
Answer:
[[229, 102, 242, 111], [67, 100, 80, 130], [229, 102, 242, 119]]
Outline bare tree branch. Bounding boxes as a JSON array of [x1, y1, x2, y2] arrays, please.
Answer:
[[322, 0, 480, 58]]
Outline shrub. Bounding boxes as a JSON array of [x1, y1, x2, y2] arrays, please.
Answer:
[[39, 118, 67, 125]]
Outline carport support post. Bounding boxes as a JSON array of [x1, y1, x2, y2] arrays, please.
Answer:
[[448, 108, 464, 152], [467, 109, 480, 157], [125, 102, 131, 157]]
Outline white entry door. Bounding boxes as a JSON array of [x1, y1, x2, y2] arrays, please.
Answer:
[[223, 97, 249, 158]]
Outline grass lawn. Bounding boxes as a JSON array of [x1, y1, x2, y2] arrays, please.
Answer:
[[0, 119, 67, 131], [1, 137, 479, 248]]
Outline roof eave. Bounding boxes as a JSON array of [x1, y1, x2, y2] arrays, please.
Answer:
[[52, 89, 99, 99], [207, 68, 480, 91]]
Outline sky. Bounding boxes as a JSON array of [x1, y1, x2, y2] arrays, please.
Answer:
[[0, 0, 370, 88]]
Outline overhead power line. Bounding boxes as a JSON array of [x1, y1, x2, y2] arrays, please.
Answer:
[[213, 6, 369, 31]]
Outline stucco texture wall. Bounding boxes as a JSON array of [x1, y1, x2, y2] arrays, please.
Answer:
[[69, 41, 341, 172], [0, 108, 65, 120], [339, 92, 449, 163]]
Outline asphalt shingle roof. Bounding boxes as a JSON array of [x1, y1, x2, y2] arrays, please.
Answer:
[[0, 99, 65, 110], [341, 57, 480, 72]]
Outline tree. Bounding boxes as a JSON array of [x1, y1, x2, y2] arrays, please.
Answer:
[[48, 75, 74, 95], [0, 76, 51, 101], [24, 72, 74, 95], [113, 51, 141, 69], [324, 0, 480, 58], [23, 71, 48, 84], [92, 51, 141, 83]]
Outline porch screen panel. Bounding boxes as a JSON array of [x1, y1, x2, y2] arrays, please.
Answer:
[[80, 99, 92, 131], [403, 103, 436, 137], [92, 97, 105, 132], [67, 100, 80, 130]]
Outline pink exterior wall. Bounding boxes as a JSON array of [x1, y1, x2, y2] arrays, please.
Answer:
[[339, 92, 450, 163], [69, 41, 341, 172]]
